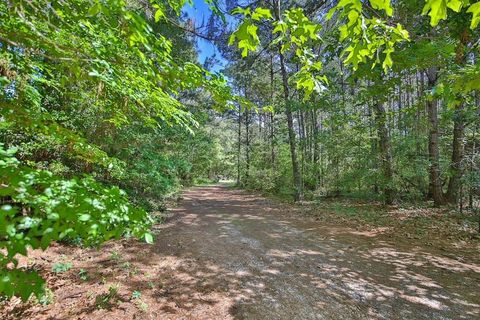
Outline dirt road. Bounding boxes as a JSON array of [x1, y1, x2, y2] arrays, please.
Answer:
[[4, 184, 479, 319], [149, 185, 480, 319]]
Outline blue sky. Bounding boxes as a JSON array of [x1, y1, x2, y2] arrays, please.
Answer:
[[182, 0, 228, 73]]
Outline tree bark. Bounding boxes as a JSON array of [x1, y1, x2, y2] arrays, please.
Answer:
[[245, 108, 251, 183], [274, 0, 302, 201], [373, 101, 394, 205], [270, 55, 275, 164], [445, 103, 466, 203], [446, 32, 470, 204], [279, 52, 302, 201], [236, 105, 242, 186], [425, 67, 445, 206]]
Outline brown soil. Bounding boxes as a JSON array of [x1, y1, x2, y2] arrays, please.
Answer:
[[2, 185, 480, 319]]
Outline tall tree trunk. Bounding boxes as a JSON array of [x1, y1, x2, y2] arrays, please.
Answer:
[[373, 101, 394, 205], [236, 105, 242, 186], [398, 81, 403, 135], [446, 103, 466, 203], [299, 110, 306, 189], [318, 112, 325, 189], [244, 101, 251, 184], [279, 53, 302, 201], [274, 0, 302, 201], [446, 32, 470, 204], [270, 55, 275, 164], [313, 108, 320, 188], [270, 112, 275, 164], [369, 109, 379, 194], [425, 67, 445, 206]]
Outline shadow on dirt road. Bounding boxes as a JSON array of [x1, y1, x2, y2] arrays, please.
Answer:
[[139, 185, 480, 319], [4, 184, 479, 320]]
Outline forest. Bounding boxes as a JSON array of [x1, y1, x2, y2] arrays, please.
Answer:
[[1, 0, 480, 318]]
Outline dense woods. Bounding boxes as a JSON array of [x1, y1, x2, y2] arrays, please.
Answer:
[[1, 0, 479, 304], [223, 1, 480, 209]]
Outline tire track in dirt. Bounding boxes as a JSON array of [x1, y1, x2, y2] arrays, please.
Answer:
[[150, 184, 480, 319], [3, 184, 478, 319]]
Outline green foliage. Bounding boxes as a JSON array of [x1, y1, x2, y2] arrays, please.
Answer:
[[230, 7, 326, 99], [136, 298, 149, 312], [0, 0, 236, 302], [0, 144, 152, 300], [78, 268, 89, 281], [422, 0, 480, 28], [52, 262, 72, 274], [274, 9, 327, 99], [327, 0, 410, 71], [1, 0, 479, 307], [467, 2, 480, 28], [95, 284, 119, 309], [228, 7, 272, 57], [0, 269, 45, 301], [37, 288, 55, 305], [132, 290, 142, 299], [422, 0, 465, 26]]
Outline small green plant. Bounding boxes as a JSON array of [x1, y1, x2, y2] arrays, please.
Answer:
[[121, 262, 139, 276], [62, 236, 83, 247], [52, 262, 72, 274], [95, 284, 119, 309], [136, 299, 149, 312], [110, 251, 122, 261], [132, 290, 142, 299], [38, 288, 54, 305], [78, 269, 89, 281]]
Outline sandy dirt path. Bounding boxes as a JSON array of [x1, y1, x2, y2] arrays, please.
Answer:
[[148, 185, 480, 319], [3, 184, 479, 319]]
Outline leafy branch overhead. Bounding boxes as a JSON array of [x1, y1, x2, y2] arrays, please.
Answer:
[[228, 1, 410, 99], [422, 0, 480, 28], [327, 0, 410, 71], [228, 7, 273, 57], [229, 7, 327, 99], [229, 0, 480, 89]]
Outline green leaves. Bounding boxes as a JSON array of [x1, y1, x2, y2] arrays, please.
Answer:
[[0, 0, 235, 303], [230, 7, 325, 99], [467, 2, 480, 28], [87, 2, 102, 16], [252, 8, 273, 20], [422, 0, 462, 26], [52, 262, 72, 274], [229, 20, 260, 57], [448, 0, 465, 11], [328, 0, 409, 72], [0, 269, 45, 301], [275, 9, 326, 99], [276, 8, 322, 49], [421, 0, 480, 29], [154, 6, 165, 22], [229, 7, 273, 57], [370, 0, 393, 16], [294, 66, 328, 101], [231, 7, 272, 21], [0, 145, 152, 300], [144, 233, 154, 244], [78, 214, 91, 222]]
